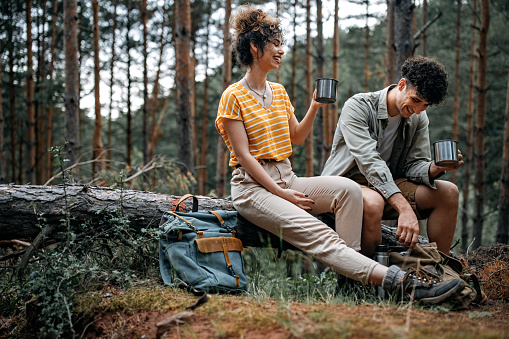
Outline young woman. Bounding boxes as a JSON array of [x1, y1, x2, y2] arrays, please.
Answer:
[[215, 5, 463, 303]]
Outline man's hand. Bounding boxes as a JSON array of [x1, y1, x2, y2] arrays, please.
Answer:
[[387, 192, 420, 251], [395, 210, 420, 251], [430, 149, 464, 178]]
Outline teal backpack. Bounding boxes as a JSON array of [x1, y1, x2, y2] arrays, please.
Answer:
[[158, 195, 247, 294]]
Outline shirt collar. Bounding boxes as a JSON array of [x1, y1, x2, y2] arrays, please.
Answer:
[[378, 84, 397, 120]]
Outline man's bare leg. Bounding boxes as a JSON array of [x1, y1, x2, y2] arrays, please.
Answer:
[[360, 187, 385, 257], [415, 180, 459, 254]]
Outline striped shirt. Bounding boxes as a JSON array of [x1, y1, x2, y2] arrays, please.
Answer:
[[216, 82, 295, 168]]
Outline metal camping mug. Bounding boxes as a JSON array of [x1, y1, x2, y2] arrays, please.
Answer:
[[315, 78, 338, 103], [433, 139, 459, 167]]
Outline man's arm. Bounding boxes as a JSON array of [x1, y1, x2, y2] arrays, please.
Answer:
[[387, 193, 420, 250], [340, 97, 401, 199]]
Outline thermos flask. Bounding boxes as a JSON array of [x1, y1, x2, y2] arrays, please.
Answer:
[[374, 244, 389, 298]]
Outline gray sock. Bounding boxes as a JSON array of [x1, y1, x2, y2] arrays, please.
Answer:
[[382, 265, 406, 291]]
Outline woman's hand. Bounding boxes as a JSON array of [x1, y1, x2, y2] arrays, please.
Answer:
[[278, 189, 315, 210]]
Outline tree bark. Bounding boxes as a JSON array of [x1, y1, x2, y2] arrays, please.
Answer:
[[461, 0, 477, 252], [126, 5, 132, 168], [0, 50, 4, 184], [332, 0, 340, 137], [385, 0, 395, 86], [26, 0, 36, 184], [64, 0, 80, 173], [9, 16, 16, 183], [316, 0, 326, 171], [107, 0, 118, 171], [216, 0, 232, 198], [148, 4, 169, 162], [46, 0, 58, 181], [364, 0, 370, 92], [394, 0, 414, 78], [305, 0, 314, 177], [0, 185, 420, 251], [421, 0, 427, 56], [451, 0, 461, 184], [198, 5, 212, 196], [142, 0, 150, 167], [472, 0, 490, 250], [497, 70, 509, 244], [175, 0, 193, 175], [92, 0, 105, 176]]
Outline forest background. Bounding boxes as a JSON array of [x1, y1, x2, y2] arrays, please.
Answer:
[[1, 0, 509, 253]]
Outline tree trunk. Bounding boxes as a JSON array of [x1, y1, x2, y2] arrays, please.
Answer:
[[364, 0, 370, 92], [63, 0, 80, 173], [26, 0, 36, 184], [332, 0, 340, 135], [496, 70, 509, 244], [142, 0, 149, 167], [148, 4, 169, 162], [107, 0, 118, 171], [46, 0, 58, 181], [451, 0, 461, 184], [394, 0, 414, 78], [305, 0, 314, 176], [461, 0, 477, 252], [472, 0, 490, 250], [126, 6, 132, 168], [0, 51, 4, 184], [421, 0, 427, 56], [276, 0, 281, 84], [316, 0, 326, 171], [216, 0, 232, 198], [175, 0, 193, 176], [385, 0, 395, 86], [0, 185, 419, 251], [9, 21, 16, 183], [92, 0, 105, 176], [36, 1, 47, 185], [198, 6, 212, 196]]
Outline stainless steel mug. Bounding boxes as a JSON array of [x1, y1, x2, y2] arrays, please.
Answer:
[[433, 139, 459, 167], [315, 78, 338, 103]]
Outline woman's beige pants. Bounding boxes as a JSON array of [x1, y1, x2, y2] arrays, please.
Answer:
[[231, 158, 377, 284]]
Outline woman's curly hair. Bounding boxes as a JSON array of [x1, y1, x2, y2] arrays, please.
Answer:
[[402, 56, 448, 106], [230, 5, 283, 67]]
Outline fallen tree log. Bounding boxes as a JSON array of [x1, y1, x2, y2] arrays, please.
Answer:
[[0, 184, 426, 249]]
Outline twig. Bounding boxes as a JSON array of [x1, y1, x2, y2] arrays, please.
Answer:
[[466, 237, 476, 259], [44, 151, 111, 186], [57, 277, 76, 338], [413, 10, 442, 40], [16, 224, 57, 278]]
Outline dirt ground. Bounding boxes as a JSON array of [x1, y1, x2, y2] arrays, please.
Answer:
[[2, 244, 509, 339], [81, 243, 509, 339]]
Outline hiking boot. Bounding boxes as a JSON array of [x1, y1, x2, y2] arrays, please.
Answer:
[[395, 268, 466, 304]]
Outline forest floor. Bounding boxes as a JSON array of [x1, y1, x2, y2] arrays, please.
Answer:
[[2, 244, 509, 339]]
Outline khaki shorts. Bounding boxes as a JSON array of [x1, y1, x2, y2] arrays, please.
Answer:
[[350, 174, 428, 220]]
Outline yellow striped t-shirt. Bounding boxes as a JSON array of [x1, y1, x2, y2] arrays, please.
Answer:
[[216, 82, 295, 168]]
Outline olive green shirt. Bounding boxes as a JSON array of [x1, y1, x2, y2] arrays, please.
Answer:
[[322, 85, 438, 199]]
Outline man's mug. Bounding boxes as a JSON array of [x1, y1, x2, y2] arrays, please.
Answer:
[[315, 78, 338, 103], [433, 139, 459, 167]]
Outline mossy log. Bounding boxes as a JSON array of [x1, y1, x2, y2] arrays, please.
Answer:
[[0, 184, 427, 248]]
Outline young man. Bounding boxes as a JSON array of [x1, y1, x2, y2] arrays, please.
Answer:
[[322, 56, 463, 257]]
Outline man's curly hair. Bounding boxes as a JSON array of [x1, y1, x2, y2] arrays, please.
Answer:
[[401, 56, 448, 106], [230, 5, 283, 67]]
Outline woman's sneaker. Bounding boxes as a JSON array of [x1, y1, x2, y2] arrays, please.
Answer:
[[395, 268, 466, 304]]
